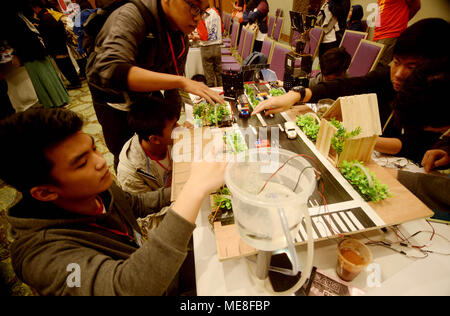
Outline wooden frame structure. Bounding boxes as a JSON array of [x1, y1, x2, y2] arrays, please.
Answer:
[[317, 93, 382, 167]]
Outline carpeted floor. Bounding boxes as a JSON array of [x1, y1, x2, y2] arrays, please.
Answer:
[[0, 81, 115, 296]]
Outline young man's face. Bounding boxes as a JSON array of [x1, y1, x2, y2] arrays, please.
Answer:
[[45, 132, 113, 201], [163, 0, 209, 34], [390, 55, 423, 91], [151, 117, 179, 147]]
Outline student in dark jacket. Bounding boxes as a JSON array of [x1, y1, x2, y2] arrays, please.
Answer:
[[0, 108, 227, 296], [30, 0, 81, 89], [252, 18, 449, 131]]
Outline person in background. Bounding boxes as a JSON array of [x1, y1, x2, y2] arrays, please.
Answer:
[[66, 0, 81, 21], [117, 96, 180, 233], [242, 0, 269, 53], [346, 4, 364, 32], [252, 18, 449, 136], [0, 107, 227, 295], [309, 46, 351, 88], [195, 6, 224, 87], [2, 3, 69, 108], [373, 0, 421, 66], [316, 0, 350, 58], [30, 0, 82, 90], [86, 0, 224, 169], [233, 0, 247, 44]]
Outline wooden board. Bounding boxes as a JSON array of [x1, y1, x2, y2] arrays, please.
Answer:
[[365, 162, 434, 225]]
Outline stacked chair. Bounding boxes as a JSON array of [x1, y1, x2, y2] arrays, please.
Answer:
[[217, 8, 303, 81], [339, 30, 368, 59], [347, 40, 385, 77]]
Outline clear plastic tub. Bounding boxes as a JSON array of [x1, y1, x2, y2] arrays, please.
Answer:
[[225, 148, 317, 294], [225, 148, 316, 251]]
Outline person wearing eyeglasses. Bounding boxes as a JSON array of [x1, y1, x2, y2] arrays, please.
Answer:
[[86, 0, 224, 169]]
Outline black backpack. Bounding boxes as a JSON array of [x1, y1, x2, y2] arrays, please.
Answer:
[[82, 0, 154, 55], [241, 52, 268, 82]]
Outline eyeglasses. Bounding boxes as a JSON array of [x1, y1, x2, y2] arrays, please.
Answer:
[[184, 0, 210, 19]]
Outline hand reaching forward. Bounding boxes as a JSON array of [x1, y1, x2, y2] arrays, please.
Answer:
[[422, 149, 450, 173]]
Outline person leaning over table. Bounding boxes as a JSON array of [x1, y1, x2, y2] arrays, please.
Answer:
[[0, 108, 227, 296], [252, 18, 450, 133], [86, 0, 224, 169], [373, 57, 450, 164]]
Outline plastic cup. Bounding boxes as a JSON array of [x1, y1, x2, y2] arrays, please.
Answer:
[[316, 98, 334, 118], [336, 238, 372, 282]]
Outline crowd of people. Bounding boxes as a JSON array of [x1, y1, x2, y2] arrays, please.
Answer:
[[0, 0, 448, 296]]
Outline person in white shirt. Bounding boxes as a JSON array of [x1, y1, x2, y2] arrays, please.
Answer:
[[194, 7, 223, 87]]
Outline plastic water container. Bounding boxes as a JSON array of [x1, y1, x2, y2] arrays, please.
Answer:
[[225, 148, 316, 251]]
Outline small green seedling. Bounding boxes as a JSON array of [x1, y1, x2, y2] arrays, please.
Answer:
[[330, 118, 361, 155], [296, 115, 320, 141]]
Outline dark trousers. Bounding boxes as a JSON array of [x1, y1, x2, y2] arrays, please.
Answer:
[[89, 85, 134, 169], [54, 56, 81, 86], [200, 44, 223, 87], [76, 57, 87, 78]]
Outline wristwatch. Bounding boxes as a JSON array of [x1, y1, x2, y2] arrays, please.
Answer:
[[292, 86, 306, 102]]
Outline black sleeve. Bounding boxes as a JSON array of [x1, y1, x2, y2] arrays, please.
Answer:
[[310, 66, 392, 103]]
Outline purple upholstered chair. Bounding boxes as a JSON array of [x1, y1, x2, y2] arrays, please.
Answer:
[[237, 28, 247, 57], [347, 40, 385, 77], [272, 17, 283, 41], [222, 21, 239, 55], [261, 38, 274, 61], [267, 15, 275, 38], [242, 30, 255, 61], [305, 27, 323, 60], [269, 43, 290, 80], [339, 30, 368, 59]]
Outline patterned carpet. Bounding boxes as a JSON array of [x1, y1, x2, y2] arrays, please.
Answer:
[[0, 81, 115, 296]]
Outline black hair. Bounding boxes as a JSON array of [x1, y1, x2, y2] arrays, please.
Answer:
[[0, 108, 84, 193], [319, 47, 351, 76], [328, 0, 351, 30], [394, 57, 450, 129], [349, 5, 363, 22], [246, 0, 262, 12], [394, 18, 450, 60], [128, 95, 180, 143]]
